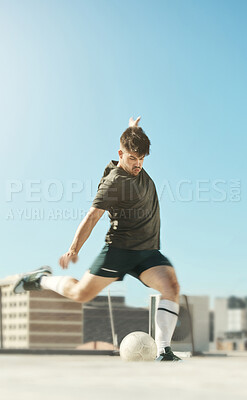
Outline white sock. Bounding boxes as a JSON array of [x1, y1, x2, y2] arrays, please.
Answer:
[[155, 299, 179, 356], [40, 275, 73, 297]]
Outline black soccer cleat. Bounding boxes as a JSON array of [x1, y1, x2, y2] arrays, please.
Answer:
[[156, 346, 182, 362], [13, 266, 53, 294]]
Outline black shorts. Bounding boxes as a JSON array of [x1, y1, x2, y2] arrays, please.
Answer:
[[89, 244, 173, 281]]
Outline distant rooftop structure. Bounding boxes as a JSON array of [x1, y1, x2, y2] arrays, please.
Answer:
[[214, 296, 247, 351], [0, 274, 21, 287], [228, 296, 247, 309]]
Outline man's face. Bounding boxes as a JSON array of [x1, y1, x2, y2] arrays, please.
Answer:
[[118, 149, 145, 176]]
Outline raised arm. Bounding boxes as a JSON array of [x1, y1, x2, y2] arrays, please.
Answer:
[[129, 116, 141, 127], [59, 207, 105, 269]]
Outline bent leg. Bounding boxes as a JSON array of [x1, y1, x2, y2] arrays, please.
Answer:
[[41, 271, 118, 303], [139, 265, 180, 355], [139, 265, 180, 303], [64, 270, 118, 302]]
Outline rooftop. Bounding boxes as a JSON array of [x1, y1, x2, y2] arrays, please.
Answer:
[[1, 352, 247, 400]]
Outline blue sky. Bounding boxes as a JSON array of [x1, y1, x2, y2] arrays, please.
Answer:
[[0, 0, 246, 308]]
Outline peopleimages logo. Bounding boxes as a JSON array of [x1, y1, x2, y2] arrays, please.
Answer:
[[158, 179, 241, 202], [5, 180, 87, 202], [4, 178, 241, 221]]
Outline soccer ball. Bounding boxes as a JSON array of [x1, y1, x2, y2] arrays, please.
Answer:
[[120, 331, 157, 361]]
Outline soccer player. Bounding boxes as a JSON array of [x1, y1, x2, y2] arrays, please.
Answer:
[[14, 116, 181, 361]]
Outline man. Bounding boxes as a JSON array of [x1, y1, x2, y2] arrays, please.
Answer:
[[14, 116, 181, 361]]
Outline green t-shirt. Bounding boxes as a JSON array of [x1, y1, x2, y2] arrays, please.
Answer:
[[92, 160, 161, 250]]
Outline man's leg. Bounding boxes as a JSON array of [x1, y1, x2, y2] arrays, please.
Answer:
[[14, 267, 118, 303], [41, 270, 118, 303], [139, 265, 180, 358]]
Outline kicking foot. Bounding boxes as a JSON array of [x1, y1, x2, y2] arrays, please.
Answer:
[[156, 346, 182, 362], [13, 266, 53, 294]]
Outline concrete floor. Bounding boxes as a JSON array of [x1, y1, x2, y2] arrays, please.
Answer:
[[1, 354, 247, 400]]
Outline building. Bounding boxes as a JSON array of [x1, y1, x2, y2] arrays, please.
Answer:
[[0, 278, 82, 349], [214, 296, 247, 351]]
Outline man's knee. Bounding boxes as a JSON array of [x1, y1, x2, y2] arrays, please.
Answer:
[[171, 279, 180, 296], [160, 277, 180, 298], [69, 287, 95, 303]]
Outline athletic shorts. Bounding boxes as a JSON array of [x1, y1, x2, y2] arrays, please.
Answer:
[[89, 244, 173, 282]]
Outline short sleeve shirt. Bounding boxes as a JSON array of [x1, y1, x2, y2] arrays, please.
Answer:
[[92, 160, 161, 250]]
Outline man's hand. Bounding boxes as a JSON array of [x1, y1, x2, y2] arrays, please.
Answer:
[[129, 116, 141, 127], [58, 208, 105, 270], [59, 251, 78, 270]]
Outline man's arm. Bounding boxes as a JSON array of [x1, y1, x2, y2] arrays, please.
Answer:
[[59, 207, 105, 269]]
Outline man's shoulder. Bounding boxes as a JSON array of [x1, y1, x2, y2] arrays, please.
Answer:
[[141, 168, 155, 183], [98, 162, 123, 190], [102, 161, 127, 182]]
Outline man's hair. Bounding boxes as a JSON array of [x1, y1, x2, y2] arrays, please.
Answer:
[[120, 127, 151, 156]]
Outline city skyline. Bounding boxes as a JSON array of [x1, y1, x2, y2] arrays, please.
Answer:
[[2, 275, 247, 353]]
